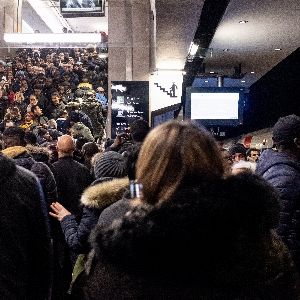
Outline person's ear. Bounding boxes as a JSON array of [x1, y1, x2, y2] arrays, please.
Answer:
[[294, 137, 300, 149]]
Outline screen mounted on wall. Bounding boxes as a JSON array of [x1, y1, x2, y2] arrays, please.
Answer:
[[185, 87, 244, 126], [60, 0, 105, 17]]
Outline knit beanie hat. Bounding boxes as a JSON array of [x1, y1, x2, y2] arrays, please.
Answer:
[[93, 151, 127, 179], [272, 114, 300, 146]]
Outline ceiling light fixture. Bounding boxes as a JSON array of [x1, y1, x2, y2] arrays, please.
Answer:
[[188, 42, 199, 56], [274, 48, 282, 51], [205, 80, 209, 83], [209, 71, 215, 74], [241, 80, 246, 83], [250, 71, 255, 74], [4, 33, 102, 44], [98, 53, 108, 58], [239, 20, 248, 24]]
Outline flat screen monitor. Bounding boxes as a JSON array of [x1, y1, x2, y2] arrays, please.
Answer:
[[60, 0, 105, 17], [185, 87, 244, 126]]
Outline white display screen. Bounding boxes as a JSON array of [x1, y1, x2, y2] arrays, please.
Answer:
[[191, 93, 239, 120]]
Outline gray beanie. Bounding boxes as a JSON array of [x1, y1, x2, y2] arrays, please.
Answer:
[[93, 151, 127, 179]]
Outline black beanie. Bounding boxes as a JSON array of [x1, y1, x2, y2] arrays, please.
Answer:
[[93, 151, 127, 179], [272, 114, 300, 146]]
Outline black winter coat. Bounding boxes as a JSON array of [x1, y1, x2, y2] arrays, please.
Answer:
[[256, 149, 300, 270], [52, 156, 93, 217], [0, 155, 52, 299], [72, 173, 299, 299], [2, 146, 58, 206]]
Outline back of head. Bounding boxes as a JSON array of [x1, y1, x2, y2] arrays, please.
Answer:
[[24, 131, 38, 146], [57, 134, 75, 156], [82, 142, 99, 158], [130, 119, 150, 143], [92, 151, 127, 179], [136, 120, 224, 204], [272, 114, 300, 150], [3, 126, 26, 148], [123, 143, 142, 181]]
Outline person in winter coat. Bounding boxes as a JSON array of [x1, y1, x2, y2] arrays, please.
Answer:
[[0, 154, 52, 299], [72, 120, 299, 300], [2, 126, 58, 206], [50, 151, 128, 254], [97, 143, 142, 228], [51, 134, 93, 299], [256, 114, 300, 271]]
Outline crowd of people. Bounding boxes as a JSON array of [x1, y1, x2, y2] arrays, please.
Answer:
[[0, 47, 108, 145], [0, 47, 300, 299]]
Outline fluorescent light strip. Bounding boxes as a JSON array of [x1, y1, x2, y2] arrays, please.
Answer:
[[189, 43, 199, 56], [4, 33, 102, 44]]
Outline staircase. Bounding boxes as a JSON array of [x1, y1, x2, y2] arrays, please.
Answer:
[[154, 83, 173, 97]]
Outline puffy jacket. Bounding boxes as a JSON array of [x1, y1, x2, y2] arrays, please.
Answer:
[[256, 149, 300, 269], [2, 146, 58, 206]]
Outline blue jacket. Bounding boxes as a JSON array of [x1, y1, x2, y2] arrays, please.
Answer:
[[256, 149, 300, 268]]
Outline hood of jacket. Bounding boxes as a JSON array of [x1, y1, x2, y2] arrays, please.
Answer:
[[81, 177, 129, 209], [2, 146, 28, 159], [2, 146, 35, 170], [26, 145, 50, 164], [256, 149, 300, 176], [90, 173, 282, 284]]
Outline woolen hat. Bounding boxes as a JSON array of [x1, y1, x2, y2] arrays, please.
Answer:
[[93, 151, 127, 179], [272, 114, 300, 145]]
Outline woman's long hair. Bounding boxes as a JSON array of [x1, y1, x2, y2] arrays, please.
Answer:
[[136, 120, 224, 205]]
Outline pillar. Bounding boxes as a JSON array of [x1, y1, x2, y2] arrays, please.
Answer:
[[107, 0, 152, 137]]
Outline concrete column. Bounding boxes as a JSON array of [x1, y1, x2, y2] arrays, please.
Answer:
[[4, 0, 23, 33], [107, 0, 152, 137], [0, 0, 22, 58]]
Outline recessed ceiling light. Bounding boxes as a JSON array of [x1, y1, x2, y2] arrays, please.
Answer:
[[239, 20, 248, 24], [250, 71, 255, 74], [241, 80, 246, 83], [209, 71, 215, 74], [274, 48, 282, 51], [205, 80, 209, 83]]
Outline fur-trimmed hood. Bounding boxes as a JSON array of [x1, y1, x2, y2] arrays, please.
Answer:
[[80, 177, 129, 209], [26, 145, 50, 164], [92, 173, 281, 255], [2, 146, 28, 159], [79, 173, 298, 299]]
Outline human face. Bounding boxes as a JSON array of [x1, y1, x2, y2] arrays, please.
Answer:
[[34, 88, 42, 96], [14, 92, 24, 103], [30, 95, 38, 105], [51, 95, 60, 106], [34, 106, 43, 116], [24, 113, 33, 122], [21, 80, 28, 88], [248, 150, 260, 162], [232, 153, 245, 162]]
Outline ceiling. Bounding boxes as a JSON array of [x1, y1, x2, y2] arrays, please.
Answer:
[[155, 0, 205, 70], [193, 0, 300, 88], [2, 0, 299, 89]]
